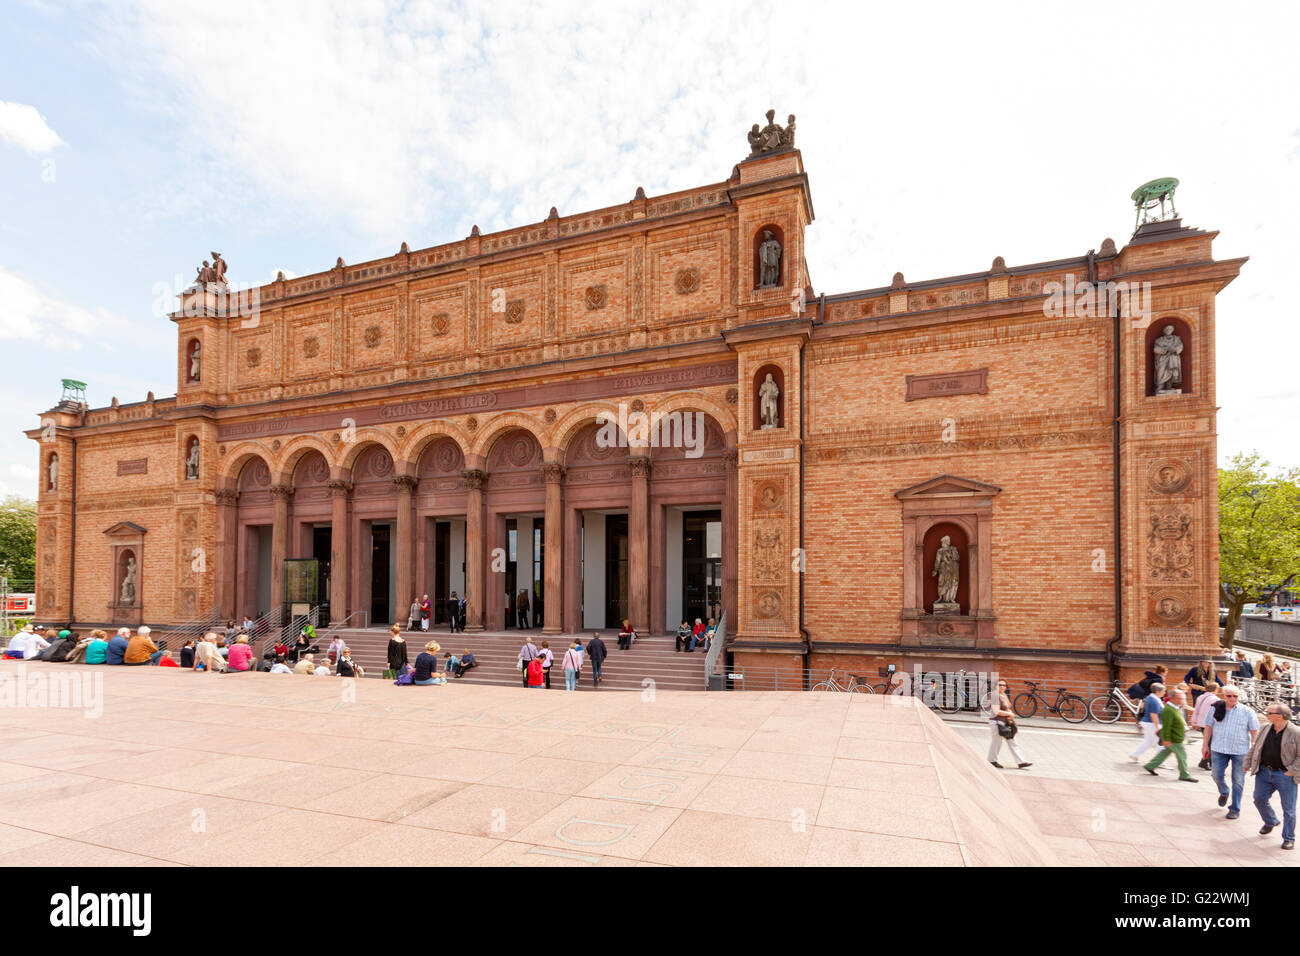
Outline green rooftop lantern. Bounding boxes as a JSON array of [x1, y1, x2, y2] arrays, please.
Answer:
[[59, 379, 87, 404], [1132, 177, 1179, 232]]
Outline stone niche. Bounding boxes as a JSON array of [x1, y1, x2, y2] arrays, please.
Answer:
[[896, 475, 1000, 648], [104, 521, 146, 628]]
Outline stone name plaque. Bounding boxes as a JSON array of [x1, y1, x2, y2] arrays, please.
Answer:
[[905, 368, 989, 402], [116, 458, 148, 476]]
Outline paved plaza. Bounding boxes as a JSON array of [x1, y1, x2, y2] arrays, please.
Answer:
[[0, 661, 1293, 867]]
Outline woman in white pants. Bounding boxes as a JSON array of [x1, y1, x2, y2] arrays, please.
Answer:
[[1129, 682, 1165, 762], [989, 679, 1031, 768]]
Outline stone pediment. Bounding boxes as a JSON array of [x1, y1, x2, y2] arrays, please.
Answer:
[[104, 521, 147, 537], [895, 475, 1002, 500]]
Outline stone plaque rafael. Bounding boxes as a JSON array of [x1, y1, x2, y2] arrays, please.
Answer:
[[905, 368, 989, 402], [117, 458, 148, 476]]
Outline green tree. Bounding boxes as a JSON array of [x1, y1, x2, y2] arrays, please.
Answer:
[[1219, 453, 1300, 647], [0, 495, 36, 588]]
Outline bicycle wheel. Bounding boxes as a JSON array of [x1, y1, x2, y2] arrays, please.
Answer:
[[1058, 694, 1089, 724], [810, 681, 835, 692], [1012, 693, 1038, 719], [1089, 694, 1122, 723], [848, 683, 875, 694]]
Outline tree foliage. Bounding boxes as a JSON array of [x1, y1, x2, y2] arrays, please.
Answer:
[[0, 495, 36, 588], [1219, 453, 1300, 646]]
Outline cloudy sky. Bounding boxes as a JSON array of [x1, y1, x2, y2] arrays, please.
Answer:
[[1, 0, 1297, 500]]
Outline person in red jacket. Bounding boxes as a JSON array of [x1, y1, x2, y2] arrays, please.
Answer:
[[526, 654, 545, 689]]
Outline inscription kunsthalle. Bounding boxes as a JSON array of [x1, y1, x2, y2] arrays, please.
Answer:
[[905, 368, 989, 402]]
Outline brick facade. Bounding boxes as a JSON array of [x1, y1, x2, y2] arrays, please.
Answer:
[[28, 134, 1245, 688]]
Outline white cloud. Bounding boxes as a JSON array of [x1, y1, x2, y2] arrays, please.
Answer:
[[0, 267, 128, 351], [0, 100, 66, 154]]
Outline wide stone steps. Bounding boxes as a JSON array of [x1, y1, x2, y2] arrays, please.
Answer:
[[323, 628, 709, 692]]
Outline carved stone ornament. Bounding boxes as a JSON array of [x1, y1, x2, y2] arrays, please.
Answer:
[[542, 463, 566, 484], [364, 326, 382, 348], [505, 300, 526, 324], [630, 457, 652, 479], [1154, 325, 1184, 394], [584, 285, 608, 310], [725, 387, 738, 405], [1152, 592, 1193, 627], [431, 313, 451, 337], [303, 336, 320, 358], [463, 469, 486, 491], [1147, 506, 1194, 581], [1148, 458, 1192, 496], [674, 268, 701, 295], [543, 408, 557, 424], [756, 589, 782, 619], [466, 417, 478, 432], [246, 347, 262, 368]]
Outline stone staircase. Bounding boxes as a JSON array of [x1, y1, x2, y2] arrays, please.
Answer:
[[324, 627, 709, 692]]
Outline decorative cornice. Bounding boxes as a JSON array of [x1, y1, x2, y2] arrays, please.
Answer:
[[327, 479, 353, 497], [214, 489, 239, 506]]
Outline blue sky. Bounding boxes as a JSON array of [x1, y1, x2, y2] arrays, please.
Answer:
[[1, 0, 1298, 499]]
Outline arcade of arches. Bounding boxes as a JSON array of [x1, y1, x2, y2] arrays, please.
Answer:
[[216, 416, 735, 635]]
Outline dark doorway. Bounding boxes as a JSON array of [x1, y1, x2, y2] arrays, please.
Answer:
[[605, 514, 629, 628], [533, 518, 545, 629], [434, 520, 450, 625], [312, 525, 332, 619], [503, 518, 517, 629], [683, 510, 722, 626], [370, 523, 392, 624]]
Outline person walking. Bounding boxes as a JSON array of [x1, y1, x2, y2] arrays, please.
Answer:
[[407, 597, 420, 632], [517, 589, 530, 630], [562, 642, 583, 691], [458, 594, 467, 632], [1184, 659, 1218, 704], [1246, 702, 1300, 850], [526, 653, 544, 689], [987, 679, 1031, 769], [387, 624, 409, 678], [587, 632, 607, 687], [538, 640, 554, 689], [518, 636, 538, 688], [1203, 685, 1261, 819], [447, 592, 460, 633], [1144, 689, 1198, 782], [1191, 681, 1222, 770], [1130, 682, 1165, 764]]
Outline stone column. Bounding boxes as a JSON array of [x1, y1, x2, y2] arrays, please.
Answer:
[[564, 504, 580, 633], [724, 449, 738, 624], [464, 469, 486, 630], [328, 480, 351, 623], [629, 456, 651, 633], [393, 474, 418, 620], [543, 464, 565, 635], [214, 489, 239, 620], [269, 484, 294, 613]]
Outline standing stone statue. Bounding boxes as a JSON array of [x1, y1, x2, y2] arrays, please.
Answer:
[[189, 340, 202, 382], [48, 455, 58, 491], [185, 440, 200, 479], [1154, 325, 1184, 394], [932, 535, 960, 609], [758, 230, 782, 288], [120, 556, 137, 605], [759, 373, 780, 428]]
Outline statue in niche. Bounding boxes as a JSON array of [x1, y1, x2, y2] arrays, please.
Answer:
[[1154, 325, 1184, 394], [759, 373, 780, 428], [120, 556, 137, 606], [189, 340, 202, 382], [932, 535, 960, 611], [758, 229, 782, 288], [185, 440, 200, 480], [47, 455, 58, 491]]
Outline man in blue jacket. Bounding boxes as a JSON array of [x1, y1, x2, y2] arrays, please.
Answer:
[[106, 627, 131, 665], [1235, 650, 1255, 680]]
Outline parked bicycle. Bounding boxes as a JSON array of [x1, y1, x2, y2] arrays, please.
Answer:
[[916, 669, 995, 715], [1013, 679, 1089, 723], [1088, 680, 1141, 724], [810, 668, 874, 693]]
